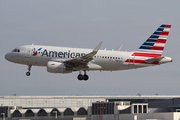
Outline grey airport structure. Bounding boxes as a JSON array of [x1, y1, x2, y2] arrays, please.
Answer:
[[1, 95, 180, 120]]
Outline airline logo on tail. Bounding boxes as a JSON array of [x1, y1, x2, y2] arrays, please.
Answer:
[[138, 24, 171, 53], [126, 24, 171, 64]]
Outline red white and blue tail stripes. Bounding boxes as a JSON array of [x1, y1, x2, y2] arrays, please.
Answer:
[[137, 24, 171, 55], [125, 24, 171, 65]]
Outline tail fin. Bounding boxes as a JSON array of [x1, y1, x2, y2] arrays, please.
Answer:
[[136, 24, 171, 56]]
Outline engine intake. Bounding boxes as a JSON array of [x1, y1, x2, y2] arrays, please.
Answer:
[[47, 61, 72, 73]]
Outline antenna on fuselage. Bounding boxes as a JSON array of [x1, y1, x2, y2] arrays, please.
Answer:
[[32, 43, 34, 45]]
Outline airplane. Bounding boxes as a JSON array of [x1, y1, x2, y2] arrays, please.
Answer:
[[5, 24, 172, 81]]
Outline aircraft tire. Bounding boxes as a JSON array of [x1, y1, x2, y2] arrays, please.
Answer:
[[77, 74, 83, 81], [83, 74, 89, 81], [26, 72, 30, 76]]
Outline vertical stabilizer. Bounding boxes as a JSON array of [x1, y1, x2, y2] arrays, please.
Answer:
[[126, 24, 172, 66], [136, 24, 171, 56]]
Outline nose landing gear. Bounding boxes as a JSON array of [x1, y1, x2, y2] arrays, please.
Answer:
[[26, 65, 32, 76], [77, 70, 89, 81]]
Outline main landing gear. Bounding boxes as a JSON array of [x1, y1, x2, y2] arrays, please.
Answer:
[[26, 65, 32, 76], [77, 71, 89, 81]]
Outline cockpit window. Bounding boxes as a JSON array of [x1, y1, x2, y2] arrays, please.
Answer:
[[12, 48, 20, 53]]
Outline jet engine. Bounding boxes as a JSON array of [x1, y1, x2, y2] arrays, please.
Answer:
[[47, 61, 73, 73]]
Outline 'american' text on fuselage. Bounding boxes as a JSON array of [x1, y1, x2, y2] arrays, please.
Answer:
[[41, 49, 86, 58]]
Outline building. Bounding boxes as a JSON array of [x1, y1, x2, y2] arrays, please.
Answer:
[[1, 95, 180, 120]]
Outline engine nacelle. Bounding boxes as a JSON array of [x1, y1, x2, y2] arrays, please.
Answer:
[[47, 61, 73, 74]]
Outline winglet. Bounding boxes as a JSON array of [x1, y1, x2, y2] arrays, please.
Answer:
[[117, 44, 123, 51], [93, 41, 103, 53]]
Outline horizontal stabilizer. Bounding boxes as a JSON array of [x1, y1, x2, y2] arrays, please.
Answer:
[[145, 57, 164, 63]]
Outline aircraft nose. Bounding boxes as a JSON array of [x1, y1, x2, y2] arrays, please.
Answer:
[[5, 53, 11, 61]]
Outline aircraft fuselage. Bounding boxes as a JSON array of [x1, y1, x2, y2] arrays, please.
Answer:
[[5, 24, 173, 81]]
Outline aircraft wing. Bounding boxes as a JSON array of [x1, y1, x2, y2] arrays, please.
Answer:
[[145, 57, 164, 63], [63, 41, 103, 67]]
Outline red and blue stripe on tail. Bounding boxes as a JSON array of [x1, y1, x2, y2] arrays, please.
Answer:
[[137, 24, 171, 55], [126, 24, 171, 65]]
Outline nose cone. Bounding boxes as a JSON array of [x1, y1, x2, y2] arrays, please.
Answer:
[[5, 53, 9, 60], [5, 53, 12, 61]]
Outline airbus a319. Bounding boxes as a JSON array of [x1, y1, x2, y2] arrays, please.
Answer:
[[5, 24, 172, 81]]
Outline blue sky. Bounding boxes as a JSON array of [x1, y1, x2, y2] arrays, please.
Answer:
[[0, 0, 180, 96]]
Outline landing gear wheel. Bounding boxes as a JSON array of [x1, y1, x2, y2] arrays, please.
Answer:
[[26, 65, 32, 76], [26, 72, 30, 76], [77, 74, 83, 80], [77, 70, 89, 81], [83, 74, 89, 81]]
